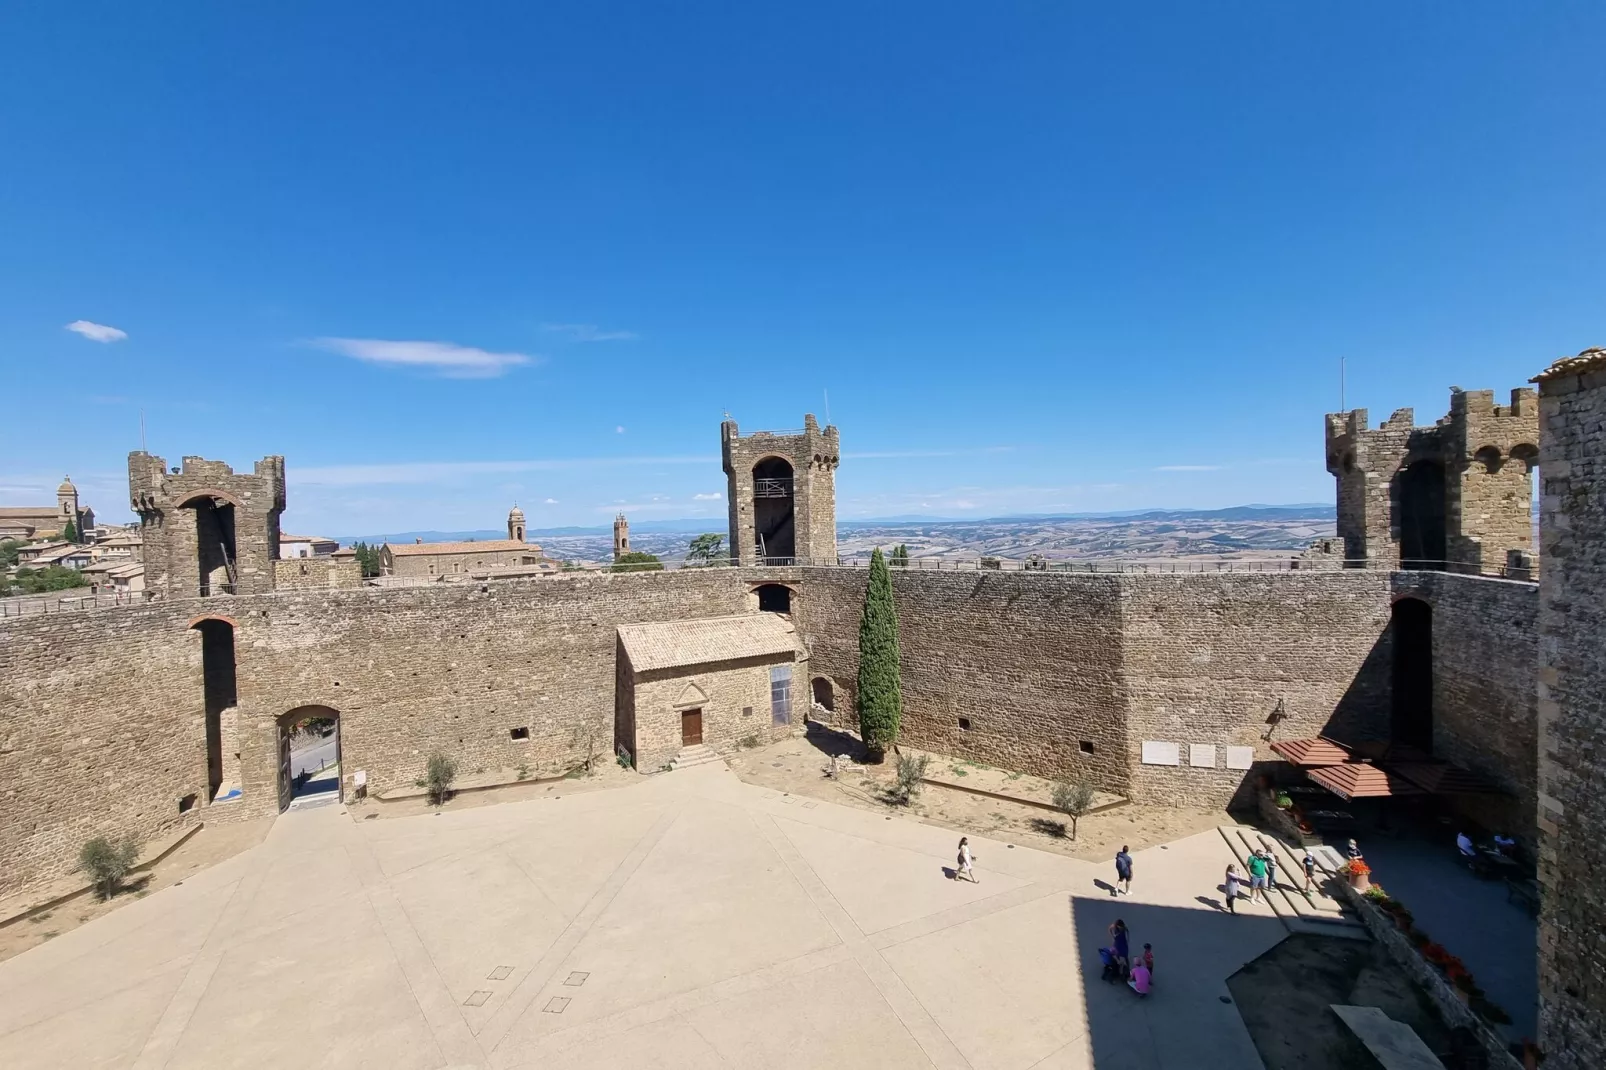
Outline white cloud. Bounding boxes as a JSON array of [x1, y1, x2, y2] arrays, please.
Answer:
[[543, 497, 559, 504], [65, 320, 128, 343], [615, 425, 626, 434], [543, 323, 639, 342], [1154, 465, 1222, 472], [312, 337, 534, 378], [692, 492, 722, 500]]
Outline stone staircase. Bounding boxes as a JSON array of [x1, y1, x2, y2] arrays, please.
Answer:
[[672, 744, 725, 771], [1217, 826, 1369, 939]]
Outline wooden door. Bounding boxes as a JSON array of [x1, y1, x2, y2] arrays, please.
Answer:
[[681, 708, 703, 746], [277, 728, 293, 811]]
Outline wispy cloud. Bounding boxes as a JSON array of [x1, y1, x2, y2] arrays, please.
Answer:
[[692, 492, 722, 500], [295, 454, 717, 487], [542, 323, 639, 343], [66, 320, 127, 343], [543, 497, 559, 504], [312, 337, 535, 379], [615, 425, 626, 434], [1154, 464, 1222, 472]]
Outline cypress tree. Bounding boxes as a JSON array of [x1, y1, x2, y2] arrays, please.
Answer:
[[857, 547, 903, 761]]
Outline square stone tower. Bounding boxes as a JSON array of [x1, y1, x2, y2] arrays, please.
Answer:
[[721, 414, 839, 566], [1533, 347, 1606, 1069], [1324, 386, 1538, 573], [129, 452, 286, 597]]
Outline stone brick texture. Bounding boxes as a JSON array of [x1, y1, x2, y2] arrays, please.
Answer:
[[1534, 350, 1606, 1068], [128, 452, 286, 598], [272, 558, 363, 590], [1405, 571, 1538, 845], [627, 654, 802, 772], [1325, 387, 1537, 573], [0, 561, 1542, 909], [722, 414, 839, 566]]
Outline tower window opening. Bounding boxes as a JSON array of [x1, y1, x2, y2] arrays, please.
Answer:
[[752, 457, 796, 564], [1397, 460, 1447, 570]]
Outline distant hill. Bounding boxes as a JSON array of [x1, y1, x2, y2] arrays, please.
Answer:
[[332, 503, 1332, 548]]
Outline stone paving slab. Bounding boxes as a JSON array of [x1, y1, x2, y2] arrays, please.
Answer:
[[0, 763, 1291, 1070]]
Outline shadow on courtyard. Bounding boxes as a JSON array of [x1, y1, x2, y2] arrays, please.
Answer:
[[1065, 895, 1482, 1070]]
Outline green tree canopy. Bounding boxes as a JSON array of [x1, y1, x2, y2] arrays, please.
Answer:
[[685, 532, 728, 566], [890, 544, 909, 568], [857, 547, 903, 761], [351, 541, 382, 577], [0, 539, 21, 567], [611, 550, 664, 573], [61, 518, 79, 543], [6, 566, 90, 596]]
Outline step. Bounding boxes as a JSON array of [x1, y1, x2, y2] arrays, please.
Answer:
[[1217, 827, 1366, 935], [1239, 829, 1352, 922], [672, 745, 725, 770]]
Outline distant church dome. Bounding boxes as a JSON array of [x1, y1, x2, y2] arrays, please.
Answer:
[[508, 504, 525, 521], [58, 476, 76, 494]]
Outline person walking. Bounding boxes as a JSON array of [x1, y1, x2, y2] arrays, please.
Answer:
[[1302, 849, 1318, 897], [1224, 863, 1242, 913], [1247, 850, 1269, 903], [956, 837, 978, 883], [1114, 845, 1134, 897]]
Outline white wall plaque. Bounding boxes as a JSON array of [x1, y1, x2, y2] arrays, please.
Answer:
[[1141, 740, 1180, 766], [1225, 746, 1255, 770], [1189, 744, 1217, 768]]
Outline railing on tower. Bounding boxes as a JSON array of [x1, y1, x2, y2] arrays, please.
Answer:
[[753, 477, 793, 498]]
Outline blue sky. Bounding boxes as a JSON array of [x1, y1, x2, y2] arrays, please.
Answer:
[[2, 3, 1601, 536]]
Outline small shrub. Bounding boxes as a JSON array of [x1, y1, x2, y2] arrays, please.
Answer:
[[738, 733, 762, 749], [425, 752, 457, 805], [414, 778, 427, 788], [515, 763, 531, 781], [79, 836, 140, 900], [891, 753, 930, 804], [1050, 779, 1097, 841]]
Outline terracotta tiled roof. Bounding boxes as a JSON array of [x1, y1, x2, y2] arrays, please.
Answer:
[[618, 613, 798, 673], [384, 539, 541, 557], [0, 507, 61, 519], [1533, 346, 1606, 382], [1269, 737, 1353, 767], [1307, 764, 1429, 800]]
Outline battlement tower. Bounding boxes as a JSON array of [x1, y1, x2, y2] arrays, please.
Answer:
[[721, 414, 839, 566], [1324, 386, 1537, 573], [129, 452, 286, 597]]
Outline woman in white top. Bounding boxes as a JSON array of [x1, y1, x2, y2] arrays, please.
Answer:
[[1224, 862, 1241, 914], [957, 837, 977, 883]]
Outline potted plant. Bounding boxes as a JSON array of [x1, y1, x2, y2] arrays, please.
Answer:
[[1275, 791, 1293, 809], [1342, 858, 1372, 893]]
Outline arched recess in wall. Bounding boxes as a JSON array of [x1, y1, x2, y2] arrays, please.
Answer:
[[811, 676, 835, 712], [276, 704, 343, 811], [752, 456, 796, 564], [1390, 597, 1433, 753], [1397, 460, 1447, 570], [189, 617, 238, 804], [178, 490, 244, 596], [754, 583, 793, 613]]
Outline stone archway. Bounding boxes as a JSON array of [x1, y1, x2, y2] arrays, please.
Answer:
[[277, 705, 343, 810], [1390, 598, 1433, 752]]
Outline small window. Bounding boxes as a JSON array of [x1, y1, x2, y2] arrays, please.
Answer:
[[957, 716, 972, 731], [1079, 740, 1096, 755], [770, 666, 792, 725], [742, 706, 753, 717], [510, 726, 529, 741], [179, 793, 198, 813]]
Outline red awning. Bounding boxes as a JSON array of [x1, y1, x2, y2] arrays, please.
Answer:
[[1306, 764, 1430, 800], [1270, 737, 1354, 767]]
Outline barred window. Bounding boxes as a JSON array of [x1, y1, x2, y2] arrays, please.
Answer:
[[770, 666, 792, 725]]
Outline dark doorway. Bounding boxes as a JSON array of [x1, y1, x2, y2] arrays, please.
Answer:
[[681, 708, 703, 746], [1390, 598, 1433, 752], [1398, 461, 1446, 570], [752, 457, 795, 564], [192, 618, 238, 802], [811, 677, 834, 712], [756, 583, 792, 613], [278, 705, 342, 810], [184, 496, 238, 595]]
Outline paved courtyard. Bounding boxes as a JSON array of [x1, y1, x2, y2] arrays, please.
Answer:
[[0, 764, 1291, 1070]]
